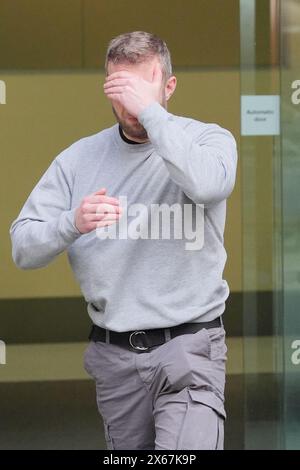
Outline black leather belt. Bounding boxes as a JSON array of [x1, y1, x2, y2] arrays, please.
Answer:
[[88, 316, 222, 353]]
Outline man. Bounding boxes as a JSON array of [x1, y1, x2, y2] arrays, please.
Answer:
[[10, 31, 238, 450]]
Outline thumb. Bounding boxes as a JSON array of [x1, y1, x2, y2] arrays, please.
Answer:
[[94, 188, 107, 195]]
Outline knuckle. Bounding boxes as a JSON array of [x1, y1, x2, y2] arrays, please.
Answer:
[[87, 222, 94, 231], [81, 203, 88, 213]]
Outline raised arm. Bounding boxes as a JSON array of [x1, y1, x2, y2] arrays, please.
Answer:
[[138, 102, 238, 205], [104, 63, 238, 206]]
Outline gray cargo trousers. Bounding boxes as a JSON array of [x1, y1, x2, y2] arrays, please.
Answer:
[[83, 322, 227, 450]]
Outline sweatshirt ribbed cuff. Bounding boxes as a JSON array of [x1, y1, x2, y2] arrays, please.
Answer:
[[58, 207, 82, 243], [138, 102, 170, 130]]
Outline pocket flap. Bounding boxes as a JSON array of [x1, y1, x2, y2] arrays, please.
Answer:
[[188, 388, 226, 419]]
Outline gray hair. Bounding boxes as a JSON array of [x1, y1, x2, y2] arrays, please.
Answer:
[[105, 31, 172, 81]]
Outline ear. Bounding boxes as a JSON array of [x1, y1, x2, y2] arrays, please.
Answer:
[[165, 75, 177, 101]]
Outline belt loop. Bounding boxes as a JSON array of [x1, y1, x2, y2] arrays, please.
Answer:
[[220, 315, 224, 327], [164, 328, 171, 342], [105, 329, 110, 344]]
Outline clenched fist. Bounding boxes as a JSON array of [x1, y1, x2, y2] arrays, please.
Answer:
[[75, 188, 122, 234]]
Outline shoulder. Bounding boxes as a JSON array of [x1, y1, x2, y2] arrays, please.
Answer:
[[173, 113, 237, 145], [54, 126, 115, 170], [57, 126, 114, 161]]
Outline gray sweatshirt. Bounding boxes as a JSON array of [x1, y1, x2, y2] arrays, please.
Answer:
[[10, 102, 238, 332]]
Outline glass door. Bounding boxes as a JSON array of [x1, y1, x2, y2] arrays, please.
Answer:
[[240, 0, 283, 449], [280, 0, 300, 450], [240, 0, 300, 449]]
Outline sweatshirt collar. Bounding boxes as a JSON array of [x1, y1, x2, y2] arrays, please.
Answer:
[[113, 124, 153, 153]]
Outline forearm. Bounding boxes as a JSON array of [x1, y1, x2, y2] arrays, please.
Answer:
[[138, 103, 238, 205], [10, 208, 81, 269]]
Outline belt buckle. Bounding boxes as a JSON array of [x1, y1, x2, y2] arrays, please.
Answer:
[[129, 331, 148, 351]]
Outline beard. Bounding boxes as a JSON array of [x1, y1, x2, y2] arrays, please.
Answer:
[[112, 106, 149, 140]]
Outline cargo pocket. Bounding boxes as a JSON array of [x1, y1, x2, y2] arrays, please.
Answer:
[[176, 388, 226, 450]]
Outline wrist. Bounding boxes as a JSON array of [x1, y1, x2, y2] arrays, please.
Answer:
[[138, 102, 169, 127], [73, 209, 83, 235], [138, 101, 160, 121]]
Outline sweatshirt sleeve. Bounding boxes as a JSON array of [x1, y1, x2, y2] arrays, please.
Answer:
[[10, 151, 82, 270], [138, 102, 238, 206]]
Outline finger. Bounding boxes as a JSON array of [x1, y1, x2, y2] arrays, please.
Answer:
[[96, 219, 119, 228], [88, 195, 120, 205], [104, 86, 127, 95], [101, 213, 120, 221], [103, 79, 131, 89], [95, 203, 122, 214], [87, 188, 106, 199], [84, 203, 122, 214], [93, 188, 106, 195], [86, 212, 121, 222], [105, 71, 134, 81]]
